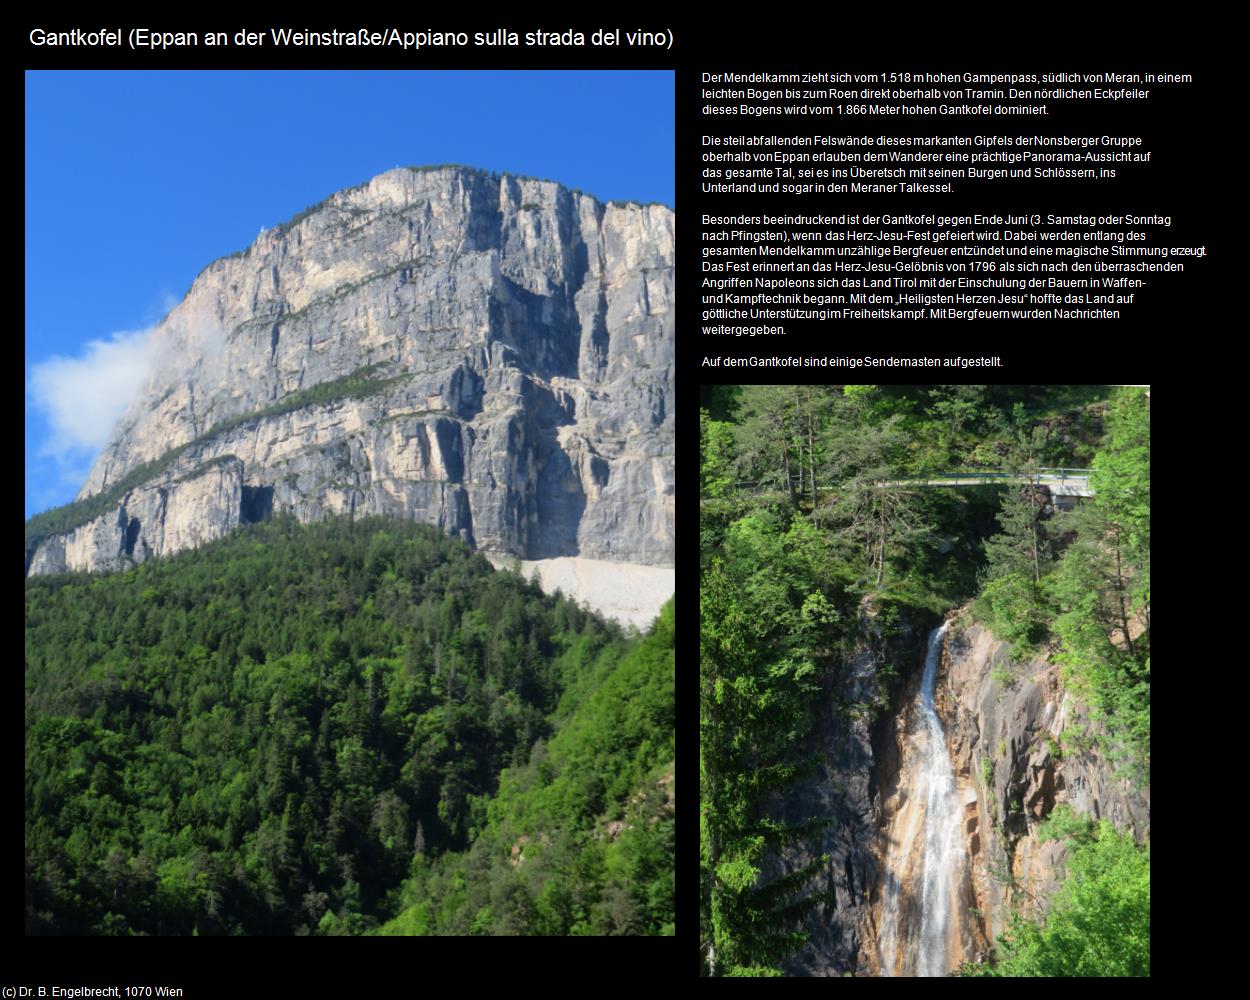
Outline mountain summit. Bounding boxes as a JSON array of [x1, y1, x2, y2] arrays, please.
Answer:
[[26, 166, 675, 580]]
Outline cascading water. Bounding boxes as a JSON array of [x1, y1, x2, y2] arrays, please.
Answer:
[[878, 621, 965, 977], [916, 621, 962, 975]]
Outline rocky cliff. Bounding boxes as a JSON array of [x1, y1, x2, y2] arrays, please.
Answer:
[[938, 621, 1149, 950], [776, 611, 1149, 976], [871, 617, 1149, 974], [770, 601, 933, 976], [26, 166, 674, 577]]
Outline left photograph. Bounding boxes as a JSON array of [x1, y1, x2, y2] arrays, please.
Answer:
[[25, 70, 674, 935]]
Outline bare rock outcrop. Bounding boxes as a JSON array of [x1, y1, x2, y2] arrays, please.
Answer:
[[938, 622, 1149, 947], [771, 603, 934, 976], [796, 614, 1150, 977], [26, 166, 674, 576]]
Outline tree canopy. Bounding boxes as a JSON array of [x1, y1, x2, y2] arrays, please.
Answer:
[[25, 515, 673, 936], [700, 384, 1148, 975]]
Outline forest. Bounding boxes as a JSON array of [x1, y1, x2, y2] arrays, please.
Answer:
[[25, 516, 673, 936], [700, 385, 1149, 976]]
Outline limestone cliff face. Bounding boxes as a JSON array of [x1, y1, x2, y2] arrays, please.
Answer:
[[938, 622, 1149, 949], [778, 612, 1149, 976], [27, 166, 674, 576], [869, 618, 1149, 975], [772, 602, 933, 977]]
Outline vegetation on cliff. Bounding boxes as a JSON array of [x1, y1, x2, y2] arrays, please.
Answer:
[[961, 808, 1149, 977], [25, 516, 672, 935], [973, 386, 1150, 782], [24, 364, 406, 560], [700, 512, 838, 974]]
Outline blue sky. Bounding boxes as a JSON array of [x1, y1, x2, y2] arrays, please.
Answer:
[[25, 70, 674, 518]]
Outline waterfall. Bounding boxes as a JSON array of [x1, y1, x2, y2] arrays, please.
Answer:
[[916, 621, 960, 975], [879, 621, 964, 977]]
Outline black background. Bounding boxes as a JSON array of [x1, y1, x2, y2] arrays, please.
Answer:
[[19, 13, 1210, 989]]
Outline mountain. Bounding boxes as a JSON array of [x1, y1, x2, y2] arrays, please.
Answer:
[[25, 166, 674, 600]]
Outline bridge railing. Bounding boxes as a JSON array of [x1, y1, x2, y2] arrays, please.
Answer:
[[880, 470, 1095, 490], [930, 467, 1092, 485], [728, 468, 1093, 492]]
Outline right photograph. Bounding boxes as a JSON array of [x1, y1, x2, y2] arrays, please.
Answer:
[[699, 384, 1150, 977]]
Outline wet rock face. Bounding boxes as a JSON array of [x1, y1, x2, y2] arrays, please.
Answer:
[[768, 609, 931, 977], [802, 617, 1149, 978], [772, 646, 883, 975], [875, 635, 990, 977], [27, 166, 674, 575]]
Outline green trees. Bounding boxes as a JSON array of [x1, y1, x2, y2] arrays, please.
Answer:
[[1051, 388, 1150, 778], [970, 387, 1149, 779], [963, 812, 1149, 977], [977, 484, 1052, 651], [380, 599, 674, 936], [821, 388, 930, 586], [923, 384, 989, 466], [974, 399, 1060, 649], [730, 384, 828, 513], [730, 385, 794, 500], [983, 485, 1050, 588], [699, 409, 736, 500], [25, 516, 672, 935], [701, 384, 1148, 975], [700, 516, 834, 975], [1089, 389, 1150, 553], [727, 384, 935, 589]]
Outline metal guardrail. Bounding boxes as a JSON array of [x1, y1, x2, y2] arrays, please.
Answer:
[[929, 468, 1091, 485], [731, 468, 1093, 492]]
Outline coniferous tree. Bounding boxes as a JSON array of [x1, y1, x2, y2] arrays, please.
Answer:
[[983, 486, 1051, 588], [822, 387, 931, 586], [732, 384, 803, 507], [1049, 388, 1149, 778], [974, 403, 1059, 647], [925, 384, 989, 465], [700, 515, 833, 975], [25, 516, 673, 937]]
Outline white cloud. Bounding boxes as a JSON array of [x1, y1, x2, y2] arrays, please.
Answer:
[[28, 328, 157, 458]]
